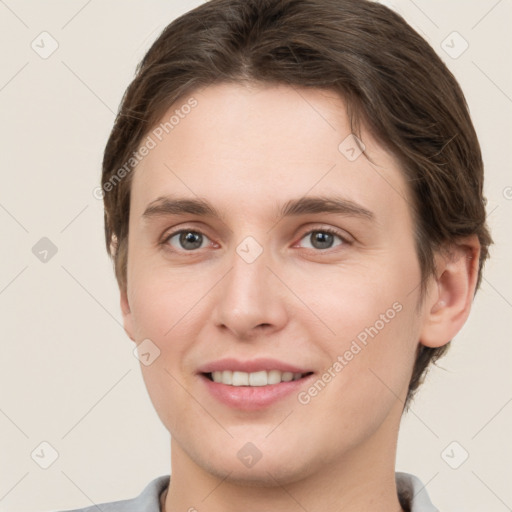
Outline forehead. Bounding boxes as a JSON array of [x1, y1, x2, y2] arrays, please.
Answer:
[[130, 82, 411, 224]]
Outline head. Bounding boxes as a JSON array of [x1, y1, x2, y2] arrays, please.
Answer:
[[100, 0, 491, 484]]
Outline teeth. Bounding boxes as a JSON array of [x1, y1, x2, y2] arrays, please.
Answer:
[[210, 370, 305, 386], [282, 371, 294, 382], [249, 370, 267, 386], [267, 369, 282, 385], [232, 371, 249, 386]]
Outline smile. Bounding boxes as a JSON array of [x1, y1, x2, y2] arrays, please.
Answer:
[[204, 370, 313, 386]]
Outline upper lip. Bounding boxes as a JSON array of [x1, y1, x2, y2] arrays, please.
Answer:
[[197, 358, 313, 374]]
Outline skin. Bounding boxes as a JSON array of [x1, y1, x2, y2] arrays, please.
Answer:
[[120, 82, 480, 512]]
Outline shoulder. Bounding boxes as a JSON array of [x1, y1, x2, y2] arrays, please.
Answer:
[[56, 475, 170, 512], [396, 472, 439, 512]]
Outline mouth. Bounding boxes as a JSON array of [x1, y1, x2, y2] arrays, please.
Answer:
[[202, 370, 315, 386], [196, 358, 316, 410]]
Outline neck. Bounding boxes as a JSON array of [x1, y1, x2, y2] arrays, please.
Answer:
[[161, 416, 405, 512]]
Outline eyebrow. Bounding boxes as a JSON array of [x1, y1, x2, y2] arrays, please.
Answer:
[[141, 195, 374, 222]]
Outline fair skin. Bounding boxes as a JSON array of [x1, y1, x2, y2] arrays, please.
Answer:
[[120, 83, 479, 512]]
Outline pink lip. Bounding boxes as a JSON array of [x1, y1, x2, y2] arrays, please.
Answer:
[[200, 376, 314, 410], [197, 357, 312, 374], [196, 358, 315, 411]]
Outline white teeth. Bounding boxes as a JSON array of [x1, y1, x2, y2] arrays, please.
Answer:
[[281, 371, 293, 382], [210, 370, 306, 386], [267, 369, 282, 385], [232, 371, 249, 386], [249, 371, 267, 386]]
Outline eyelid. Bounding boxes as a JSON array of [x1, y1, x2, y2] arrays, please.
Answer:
[[160, 224, 353, 253], [295, 224, 353, 244], [161, 226, 215, 249], [292, 226, 353, 252]]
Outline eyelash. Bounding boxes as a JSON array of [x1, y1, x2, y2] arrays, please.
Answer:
[[160, 226, 350, 254]]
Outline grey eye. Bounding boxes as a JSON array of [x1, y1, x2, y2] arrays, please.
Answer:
[[299, 230, 344, 250], [167, 231, 209, 251]]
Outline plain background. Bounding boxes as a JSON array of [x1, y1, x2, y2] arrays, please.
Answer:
[[0, 1, 510, 510]]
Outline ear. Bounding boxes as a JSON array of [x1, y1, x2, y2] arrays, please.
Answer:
[[420, 235, 481, 348], [120, 286, 136, 343]]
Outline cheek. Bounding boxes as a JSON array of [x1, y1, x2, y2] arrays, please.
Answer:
[[291, 258, 420, 405], [286, 255, 415, 340], [128, 260, 208, 342], [295, 295, 420, 452], [129, 271, 207, 433], [337, 298, 419, 388]]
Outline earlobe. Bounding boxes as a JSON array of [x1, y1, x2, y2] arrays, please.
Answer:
[[420, 236, 481, 348], [120, 287, 136, 343]]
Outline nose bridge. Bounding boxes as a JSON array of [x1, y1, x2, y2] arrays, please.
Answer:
[[212, 234, 287, 337]]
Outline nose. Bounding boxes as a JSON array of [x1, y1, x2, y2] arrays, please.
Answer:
[[211, 241, 289, 340]]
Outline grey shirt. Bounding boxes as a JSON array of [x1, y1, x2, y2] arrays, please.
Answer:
[[60, 472, 438, 512]]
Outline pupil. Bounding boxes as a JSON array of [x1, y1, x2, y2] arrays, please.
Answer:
[[312, 231, 333, 249], [180, 231, 202, 250]]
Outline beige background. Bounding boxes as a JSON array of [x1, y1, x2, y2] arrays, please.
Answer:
[[0, 1, 510, 510]]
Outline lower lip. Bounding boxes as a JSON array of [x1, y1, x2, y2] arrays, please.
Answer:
[[199, 373, 314, 411]]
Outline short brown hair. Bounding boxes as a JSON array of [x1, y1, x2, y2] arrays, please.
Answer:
[[101, 0, 492, 408]]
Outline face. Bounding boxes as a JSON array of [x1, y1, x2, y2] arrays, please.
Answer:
[[121, 82, 428, 485]]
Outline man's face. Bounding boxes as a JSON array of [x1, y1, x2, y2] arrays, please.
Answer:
[[122, 83, 427, 484]]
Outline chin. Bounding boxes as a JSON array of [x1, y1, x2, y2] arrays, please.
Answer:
[[199, 447, 317, 488]]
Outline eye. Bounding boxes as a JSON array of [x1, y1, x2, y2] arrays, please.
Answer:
[[163, 229, 212, 251], [161, 227, 349, 253], [297, 228, 347, 250]]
